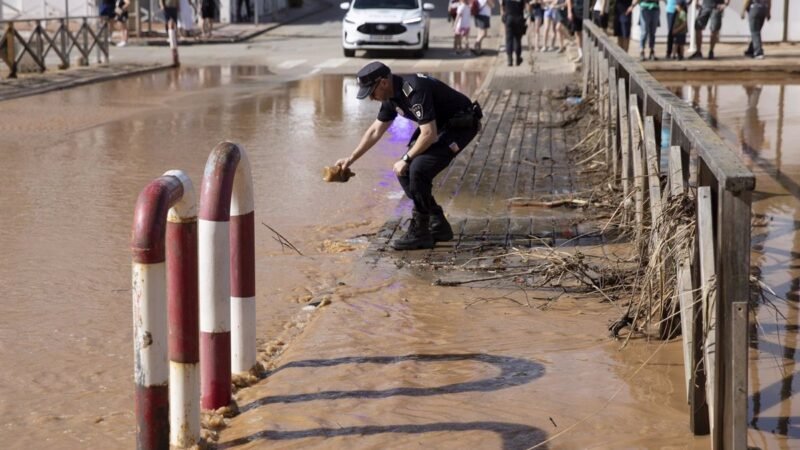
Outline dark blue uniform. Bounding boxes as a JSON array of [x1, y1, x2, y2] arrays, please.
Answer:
[[376, 73, 480, 216]]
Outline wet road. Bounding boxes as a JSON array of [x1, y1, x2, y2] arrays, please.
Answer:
[[661, 79, 800, 448], [0, 67, 487, 448]]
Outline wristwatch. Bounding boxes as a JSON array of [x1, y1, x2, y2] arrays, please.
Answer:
[[402, 153, 412, 163]]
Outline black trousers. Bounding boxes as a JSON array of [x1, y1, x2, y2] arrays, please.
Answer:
[[398, 125, 479, 215], [504, 16, 525, 60], [237, 0, 251, 21]]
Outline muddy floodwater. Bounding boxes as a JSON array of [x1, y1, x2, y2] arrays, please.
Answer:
[[660, 78, 800, 449], [0, 65, 791, 449]]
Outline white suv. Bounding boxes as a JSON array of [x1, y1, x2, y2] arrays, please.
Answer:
[[340, 0, 434, 58]]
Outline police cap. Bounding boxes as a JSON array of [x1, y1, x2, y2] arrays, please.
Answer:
[[355, 61, 391, 99]]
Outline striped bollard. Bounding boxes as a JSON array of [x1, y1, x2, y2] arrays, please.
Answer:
[[164, 170, 201, 447], [199, 141, 256, 410], [132, 170, 198, 449]]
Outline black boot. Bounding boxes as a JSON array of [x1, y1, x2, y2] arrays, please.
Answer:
[[392, 212, 435, 250], [430, 209, 454, 242]]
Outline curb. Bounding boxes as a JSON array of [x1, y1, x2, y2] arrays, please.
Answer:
[[0, 63, 174, 102]]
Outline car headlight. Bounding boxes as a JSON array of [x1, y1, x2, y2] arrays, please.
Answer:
[[344, 16, 357, 24], [403, 17, 422, 24]]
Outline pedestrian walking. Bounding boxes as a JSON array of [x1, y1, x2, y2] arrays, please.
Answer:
[[742, 0, 770, 59], [614, 0, 633, 51], [542, 0, 556, 51], [566, 0, 585, 62], [177, 0, 197, 37], [200, 0, 217, 38], [501, 0, 530, 65], [665, 0, 677, 58], [592, 0, 608, 28], [334, 62, 483, 250], [629, 0, 661, 61], [160, 0, 180, 65], [690, 0, 729, 60], [453, 0, 473, 54], [528, 0, 545, 51], [672, 0, 688, 59], [473, 0, 496, 55], [113, 0, 130, 46], [553, 0, 568, 52]]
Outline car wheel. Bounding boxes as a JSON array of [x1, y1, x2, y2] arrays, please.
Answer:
[[343, 48, 355, 57]]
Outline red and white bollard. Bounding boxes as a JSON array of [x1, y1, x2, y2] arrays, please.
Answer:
[[199, 141, 256, 410], [164, 170, 200, 448], [132, 170, 199, 449]]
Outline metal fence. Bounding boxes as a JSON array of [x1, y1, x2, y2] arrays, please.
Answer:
[[0, 16, 109, 78], [582, 20, 754, 450]]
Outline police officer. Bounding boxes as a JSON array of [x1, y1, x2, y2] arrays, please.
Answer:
[[335, 61, 482, 250], [501, 0, 530, 66]]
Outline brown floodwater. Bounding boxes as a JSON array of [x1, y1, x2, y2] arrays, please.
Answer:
[[1, 64, 779, 450], [659, 79, 800, 449]]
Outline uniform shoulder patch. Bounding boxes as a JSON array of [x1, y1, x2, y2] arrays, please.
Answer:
[[411, 104, 424, 120], [402, 82, 414, 97]]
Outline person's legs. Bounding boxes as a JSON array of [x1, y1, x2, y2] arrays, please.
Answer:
[[505, 22, 514, 64], [572, 15, 583, 60], [708, 8, 722, 58], [534, 17, 542, 49], [514, 32, 522, 64], [749, 6, 767, 57], [394, 148, 454, 249], [543, 14, 553, 49], [646, 9, 657, 56], [619, 13, 631, 52], [666, 12, 675, 57], [691, 7, 710, 58], [475, 19, 487, 53]]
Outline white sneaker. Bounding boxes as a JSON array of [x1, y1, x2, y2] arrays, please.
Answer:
[[116, 41, 127, 47]]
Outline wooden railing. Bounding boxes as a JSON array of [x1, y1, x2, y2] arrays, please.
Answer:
[[581, 21, 754, 450], [0, 16, 109, 78]]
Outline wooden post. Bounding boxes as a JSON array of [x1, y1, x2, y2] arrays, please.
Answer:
[[697, 185, 719, 448], [609, 66, 619, 181], [730, 301, 749, 449], [719, 187, 751, 450], [644, 117, 662, 226], [618, 78, 630, 199], [629, 95, 644, 236], [669, 147, 708, 435], [582, 35, 591, 98]]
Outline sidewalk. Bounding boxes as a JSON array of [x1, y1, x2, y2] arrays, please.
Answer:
[[126, 0, 332, 46], [633, 41, 800, 74], [208, 47, 695, 449]]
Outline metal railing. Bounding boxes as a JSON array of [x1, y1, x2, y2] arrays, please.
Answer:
[[0, 16, 108, 78], [582, 20, 754, 450]]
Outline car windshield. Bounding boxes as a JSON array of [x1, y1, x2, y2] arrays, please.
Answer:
[[352, 0, 418, 9]]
